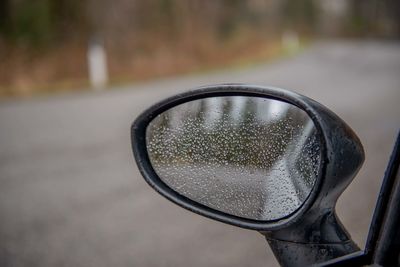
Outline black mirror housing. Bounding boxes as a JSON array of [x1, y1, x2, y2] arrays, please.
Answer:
[[131, 84, 365, 266]]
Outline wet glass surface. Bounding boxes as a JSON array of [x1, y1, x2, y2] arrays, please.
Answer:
[[146, 96, 321, 221]]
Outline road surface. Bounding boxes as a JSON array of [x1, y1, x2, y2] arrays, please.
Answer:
[[0, 41, 399, 267]]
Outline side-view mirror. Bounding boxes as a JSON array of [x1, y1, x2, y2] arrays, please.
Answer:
[[131, 84, 365, 266]]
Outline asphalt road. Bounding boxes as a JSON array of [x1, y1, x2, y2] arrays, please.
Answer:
[[0, 41, 399, 267]]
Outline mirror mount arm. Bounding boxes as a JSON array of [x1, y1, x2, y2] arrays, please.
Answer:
[[261, 209, 360, 267]]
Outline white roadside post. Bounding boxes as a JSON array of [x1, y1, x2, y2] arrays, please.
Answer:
[[282, 30, 300, 54], [88, 38, 109, 90]]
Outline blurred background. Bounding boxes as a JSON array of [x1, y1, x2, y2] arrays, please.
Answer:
[[0, 0, 399, 266], [0, 0, 399, 96]]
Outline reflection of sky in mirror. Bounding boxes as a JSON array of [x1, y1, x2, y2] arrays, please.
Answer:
[[204, 97, 224, 127], [230, 96, 247, 123], [165, 96, 306, 128], [146, 96, 320, 221], [259, 99, 290, 122]]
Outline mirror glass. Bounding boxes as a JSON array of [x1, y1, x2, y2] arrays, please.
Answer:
[[146, 96, 321, 221]]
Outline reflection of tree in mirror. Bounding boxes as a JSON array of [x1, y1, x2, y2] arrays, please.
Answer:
[[146, 96, 321, 221], [148, 97, 312, 170]]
